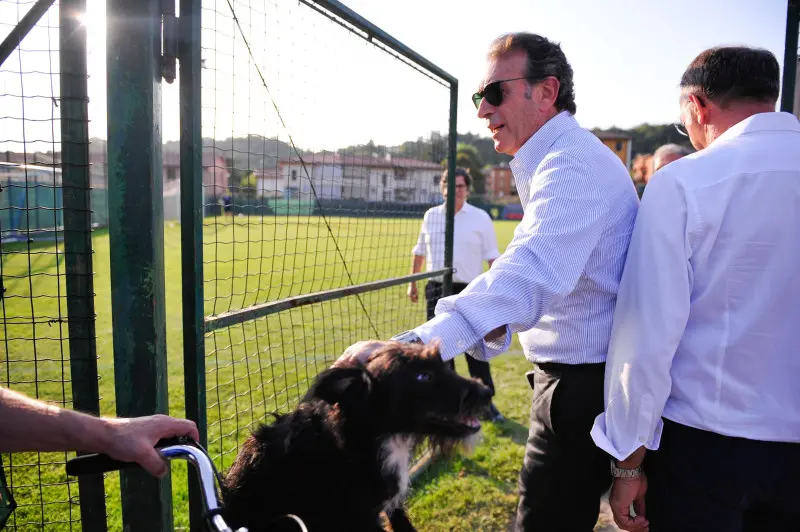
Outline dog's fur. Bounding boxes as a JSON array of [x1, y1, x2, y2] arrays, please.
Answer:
[[222, 342, 493, 532]]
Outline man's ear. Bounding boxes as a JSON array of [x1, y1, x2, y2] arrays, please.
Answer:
[[305, 367, 372, 408]]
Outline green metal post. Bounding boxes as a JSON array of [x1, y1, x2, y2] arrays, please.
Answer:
[[106, 0, 172, 529], [178, 0, 207, 529], [59, 0, 107, 529], [781, 0, 799, 113], [443, 81, 458, 297]]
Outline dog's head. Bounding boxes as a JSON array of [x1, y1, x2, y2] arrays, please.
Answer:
[[306, 342, 493, 442]]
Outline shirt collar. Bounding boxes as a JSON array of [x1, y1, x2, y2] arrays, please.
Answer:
[[509, 111, 580, 178], [713, 112, 800, 145]]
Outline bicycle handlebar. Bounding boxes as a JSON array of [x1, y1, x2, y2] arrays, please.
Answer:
[[66, 438, 247, 532]]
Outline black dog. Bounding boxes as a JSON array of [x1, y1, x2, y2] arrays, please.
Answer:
[[222, 342, 493, 532]]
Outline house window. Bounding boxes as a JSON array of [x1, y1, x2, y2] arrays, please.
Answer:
[[381, 173, 388, 187], [291, 170, 298, 181], [615, 141, 623, 152]]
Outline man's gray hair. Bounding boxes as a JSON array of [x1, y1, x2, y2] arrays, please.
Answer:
[[654, 144, 691, 161]]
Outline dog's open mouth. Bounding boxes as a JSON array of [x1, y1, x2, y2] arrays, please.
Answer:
[[424, 414, 482, 437]]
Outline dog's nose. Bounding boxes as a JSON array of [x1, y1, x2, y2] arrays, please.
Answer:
[[462, 382, 494, 407]]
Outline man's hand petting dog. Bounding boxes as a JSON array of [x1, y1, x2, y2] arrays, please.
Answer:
[[334, 340, 389, 368]]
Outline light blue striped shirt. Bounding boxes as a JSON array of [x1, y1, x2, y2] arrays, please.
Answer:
[[414, 111, 639, 364]]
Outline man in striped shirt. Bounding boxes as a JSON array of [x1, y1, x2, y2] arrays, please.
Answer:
[[339, 32, 638, 530]]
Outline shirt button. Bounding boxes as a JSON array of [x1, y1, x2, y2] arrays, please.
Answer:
[[639, 437, 646, 443], [457, 340, 465, 349]]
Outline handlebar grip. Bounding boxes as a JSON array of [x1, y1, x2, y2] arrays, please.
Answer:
[[66, 436, 195, 476], [66, 453, 137, 476]]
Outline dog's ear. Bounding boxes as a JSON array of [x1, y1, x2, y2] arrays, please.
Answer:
[[306, 367, 372, 408]]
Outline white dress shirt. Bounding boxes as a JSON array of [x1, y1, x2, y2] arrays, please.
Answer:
[[413, 112, 639, 363], [592, 112, 800, 461], [412, 202, 500, 284]]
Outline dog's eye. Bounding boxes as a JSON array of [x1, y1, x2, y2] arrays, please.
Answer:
[[416, 372, 433, 382]]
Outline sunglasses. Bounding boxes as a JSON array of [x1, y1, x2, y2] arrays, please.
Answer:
[[472, 76, 529, 109]]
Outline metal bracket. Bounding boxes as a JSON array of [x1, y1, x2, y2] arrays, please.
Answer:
[[161, 2, 178, 83]]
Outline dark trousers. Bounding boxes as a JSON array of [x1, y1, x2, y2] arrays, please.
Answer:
[[515, 363, 611, 532], [646, 419, 800, 532], [425, 281, 494, 393]]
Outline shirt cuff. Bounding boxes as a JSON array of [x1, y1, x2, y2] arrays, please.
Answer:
[[590, 412, 664, 461], [413, 312, 478, 361], [483, 326, 511, 358]]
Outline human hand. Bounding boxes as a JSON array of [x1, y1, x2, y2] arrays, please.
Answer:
[[407, 282, 418, 303], [610, 475, 649, 532], [332, 340, 391, 368], [102, 415, 199, 477]]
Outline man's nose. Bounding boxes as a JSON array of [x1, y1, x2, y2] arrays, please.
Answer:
[[477, 97, 493, 120]]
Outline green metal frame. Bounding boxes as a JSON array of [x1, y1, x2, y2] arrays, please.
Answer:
[[444, 82, 458, 297], [205, 269, 453, 332], [0, 0, 56, 68], [106, 0, 172, 529], [177, 0, 206, 529], [781, 0, 799, 113], [59, 0, 107, 529]]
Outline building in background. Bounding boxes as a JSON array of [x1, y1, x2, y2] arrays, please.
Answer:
[[277, 153, 442, 203], [593, 131, 632, 170], [485, 164, 517, 202]]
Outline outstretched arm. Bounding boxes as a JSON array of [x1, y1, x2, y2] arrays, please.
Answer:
[[0, 387, 199, 477]]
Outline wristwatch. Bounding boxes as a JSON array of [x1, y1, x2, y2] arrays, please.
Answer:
[[610, 460, 643, 479], [391, 330, 423, 344]]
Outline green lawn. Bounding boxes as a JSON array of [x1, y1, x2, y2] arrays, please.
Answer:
[[1, 215, 533, 531]]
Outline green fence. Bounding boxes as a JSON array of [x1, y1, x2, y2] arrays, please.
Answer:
[[181, 1, 457, 528], [2, 0, 457, 529], [0, 0, 106, 530]]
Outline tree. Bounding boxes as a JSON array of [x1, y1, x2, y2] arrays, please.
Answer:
[[239, 170, 258, 196], [592, 124, 693, 157]]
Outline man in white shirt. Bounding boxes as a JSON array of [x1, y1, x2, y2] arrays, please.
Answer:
[[339, 32, 638, 530], [408, 167, 503, 421], [592, 46, 800, 532]]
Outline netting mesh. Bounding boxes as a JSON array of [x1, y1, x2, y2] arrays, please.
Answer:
[[198, 0, 452, 469], [0, 1, 83, 529]]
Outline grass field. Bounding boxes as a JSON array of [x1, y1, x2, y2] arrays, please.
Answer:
[[1, 215, 545, 531]]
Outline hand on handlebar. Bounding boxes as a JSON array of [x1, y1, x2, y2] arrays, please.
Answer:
[[102, 415, 199, 477]]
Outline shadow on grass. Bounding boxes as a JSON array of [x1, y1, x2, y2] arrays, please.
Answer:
[[411, 418, 528, 493], [495, 418, 529, 446]]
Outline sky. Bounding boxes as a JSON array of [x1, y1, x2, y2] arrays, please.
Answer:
[[0, 0, 791, 154]]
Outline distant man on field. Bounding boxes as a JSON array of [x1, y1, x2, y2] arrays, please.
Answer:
[[408, 167, 503, 421]]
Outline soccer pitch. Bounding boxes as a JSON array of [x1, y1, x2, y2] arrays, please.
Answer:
[[1, 216, 523, 530]]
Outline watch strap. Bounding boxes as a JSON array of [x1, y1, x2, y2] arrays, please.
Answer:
[[610, 461, 643, 479]]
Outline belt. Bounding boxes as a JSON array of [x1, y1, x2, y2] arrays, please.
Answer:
[[535, 361, 605, 374]]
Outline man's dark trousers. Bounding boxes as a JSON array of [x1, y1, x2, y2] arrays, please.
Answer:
[[645, 419, 800, 531], [514, 362, 612, 531], [425, 281, 494, 393]]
